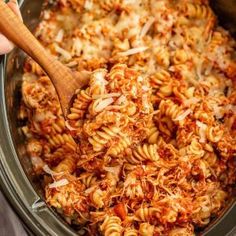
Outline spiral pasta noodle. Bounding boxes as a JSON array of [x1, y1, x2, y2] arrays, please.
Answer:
[[108, 136, 132, 156], [67, 89, 92, 120], [150, 70, 171, 88], [88, 126, 121, 152], [134, 207, 158, 222], [24, 58, 45, 76], [79, 173, 98, 188], [181, 3, 213, 20], [129, 144, 159, 164], [172, 49, 189, 65], [53, 155, 77, 174], [159, 99, 184, 121], [146, 122, 160, 144], [46, 133, 77, 151], [124, 228, 138, 236], [100, 216, 123, 236]]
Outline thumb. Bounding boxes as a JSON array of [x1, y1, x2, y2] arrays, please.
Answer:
[[0, 0, 23, 55], [0, 34, 14, 54]]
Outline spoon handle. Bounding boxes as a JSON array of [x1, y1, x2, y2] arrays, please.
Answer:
[[0, 1, 55, 75], [0, 1, 89, 117]]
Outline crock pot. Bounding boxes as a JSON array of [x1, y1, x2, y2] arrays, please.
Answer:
[[0, 0, 235, 235]]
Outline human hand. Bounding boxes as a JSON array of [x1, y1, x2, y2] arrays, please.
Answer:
[[0, 0, 22, 55]]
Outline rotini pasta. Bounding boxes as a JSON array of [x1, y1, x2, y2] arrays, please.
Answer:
[[124, 228, 138, 236], [79, 172, 98, 188], [88, 126, 121, 152], [139, 222, 155, 236], [46, 133, 77, 151], [181, 3, 213, 20], [134, 207, 158, 222], [146, 121, 160, 144], [108, 136, 132, 156], [129, 144, 159, 164], [159, 99, 187, 122], [100, 216, 123, 236], [53, 155, 77, 174], [67, 89, 91, 120], [89, 188, 107, 208]]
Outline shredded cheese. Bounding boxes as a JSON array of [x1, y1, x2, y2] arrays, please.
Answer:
[[118, 46, 149, 57], [137, 76, 144, 82], [48, 179, 69, 188], [43, 165, 63, 176], [140, 17, 155, 38], [32, 200, 45, 209], [55, 29, 64, 42], [94, 98, 114, 113], [183, 97, 200, 107], [34, 111, 56, 122], [196, 121, 207, 143], [103, 166, 120, 176], [211, 104, 224, 119], [93, 71, 108, 86], [84, 0, 93, 10], [92, 93, 121, 100], [84, 186, 97, 194], [116, 95, 127, 105], [142, 85, 149, 92], [65, 120, 78, 131], [31, 156, 45, 169], [54, 44, 72, 61], [174, 109, 192, 121]]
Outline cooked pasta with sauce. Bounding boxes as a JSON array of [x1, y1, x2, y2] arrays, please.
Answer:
[[20, 0, 236, 235]]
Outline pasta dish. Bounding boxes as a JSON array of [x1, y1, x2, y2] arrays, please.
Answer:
[[19, 0, 236, 235]]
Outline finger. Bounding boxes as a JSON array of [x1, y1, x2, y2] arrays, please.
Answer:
[[0, 0, 23, 55], [0, 34, 14, 54], [7, 0, 23, 21]]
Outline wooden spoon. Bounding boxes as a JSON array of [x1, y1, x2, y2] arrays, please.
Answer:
[[0, 1, 89, 117]]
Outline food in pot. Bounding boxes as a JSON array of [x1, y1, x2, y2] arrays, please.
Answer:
[[19, 0, 236, 235]]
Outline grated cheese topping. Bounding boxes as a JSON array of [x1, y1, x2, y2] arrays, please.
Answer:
[[48, 179, 69, 188]]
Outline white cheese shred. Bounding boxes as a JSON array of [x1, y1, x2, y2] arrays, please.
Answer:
[[84, 0, 93, 10], [183, 97, 200, 107], [55, 29, 64, 42], [196, 121, 207, 143], [92, 93, 121, 99], [118, 46, 149, 57], [65, 120, 78, 131], [54, 44, 72, 61], [140, 17, 155, 38], [43, 165, 63, 176], [116, 95, 127, 105], [174, 109, 192, 121], [32, 200, 45, 210], [84, 186, 97, 194], [49, 179, 69, 188], [103, 166, 120, 176], [94, 98, 114, 112]]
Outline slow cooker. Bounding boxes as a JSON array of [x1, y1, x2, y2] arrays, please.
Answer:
[[0, 0, 235, 235]]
